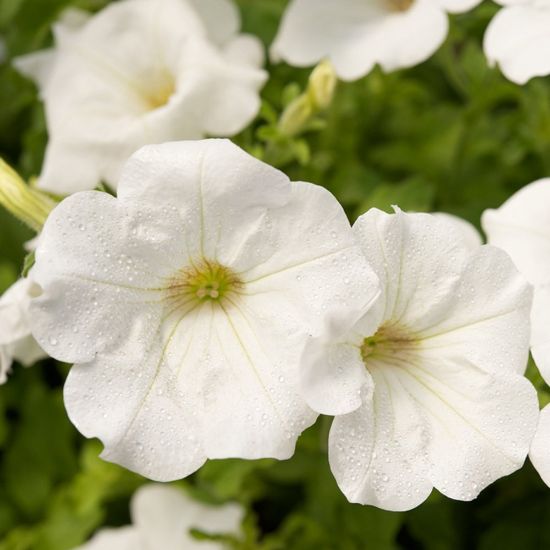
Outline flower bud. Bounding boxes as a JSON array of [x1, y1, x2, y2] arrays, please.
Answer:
[[307, 59, 337, 110], [278, 94, 314, 137], [0, 159, 57, 232]]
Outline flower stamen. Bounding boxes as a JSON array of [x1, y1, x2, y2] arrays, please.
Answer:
[[360, 323, 418, 365], [165, 260, 243, 309]]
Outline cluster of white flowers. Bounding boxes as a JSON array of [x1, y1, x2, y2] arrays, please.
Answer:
[[8, 137, 538, 513], [0, 2, 550, 546]]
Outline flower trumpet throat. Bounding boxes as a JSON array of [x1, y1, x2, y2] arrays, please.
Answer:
[[386, 0, 415, 12], [165, 260, 243, 306], [0, 159, 57, 232], [360, 324, 418, 364], [141, 70, 176, 111]]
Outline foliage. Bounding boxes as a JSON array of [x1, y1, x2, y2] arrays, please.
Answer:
[[1, 0, 550, 548]]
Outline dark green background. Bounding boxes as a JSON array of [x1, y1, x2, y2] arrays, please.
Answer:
[[1, 1, 550, 548]]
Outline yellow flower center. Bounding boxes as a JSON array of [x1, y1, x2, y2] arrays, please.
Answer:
[[360, 323, 418, 365], [142, 70, 176, 111], [166, 260, 243, 307], [385, 0, 415, 12]]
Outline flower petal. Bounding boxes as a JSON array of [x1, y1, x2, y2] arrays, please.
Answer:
[[0, 278, 40, 345], [74, 526, 141, 550], [30, 191, 185, 363], [482, 178, 550, 285], [224, 35, 265, 69], [300, 338, 373, 416], [240, 181, 381, 334], [132, 484, 243, 548], [271, 0, 448, 80], [483, 6, 550, 85], [0, 347, 11, 384], [420, 245, 533, 376], [437, 0, 482, 13], [200, 300, 318, 459], [530, 404, 550, 488], [329, 377, 433, 511], [118, 139, 290, 265], [329, 342, 538, 510], [10, 335, 46, 367], [531, 285, 550, 383], [403, 351, 537, 501], [432, 212, 483, 250], [188, 0, 240, 45], [352, 209, 472, 332], [0, 278, 46, 381], [64, 306, 209, 481]]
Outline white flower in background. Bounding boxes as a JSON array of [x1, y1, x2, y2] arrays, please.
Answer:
[[270, 0, 481, 81], [484, 0, 550, 85], [0, 277, 46, 384], [75, 483, 244, 550], [482, 179, 550, 486], [29, 139, 380, 480], [15, 0, 266, 195], [301, 208, 538, 511]]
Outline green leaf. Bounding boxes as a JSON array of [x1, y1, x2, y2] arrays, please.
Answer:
[[356, 178, 436, 217]]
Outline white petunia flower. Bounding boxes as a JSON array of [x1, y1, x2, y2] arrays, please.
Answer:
[[28, 139, 380, 481], [482, 179, 550, 486], [74, 483, 244, 550], [301, 208, 538, 511], [0, 277, 47, 384], [484, 0, 550, 85], [15, 0, 266, 195], [270, 0, 481, 81]]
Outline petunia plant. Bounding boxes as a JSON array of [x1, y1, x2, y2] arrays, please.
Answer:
[[2, 0, 550, 549]]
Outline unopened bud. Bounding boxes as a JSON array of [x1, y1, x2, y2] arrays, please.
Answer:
[[278, 95, 314, 137], [0, 159, 57, 232], [307, 59, 337, 110]]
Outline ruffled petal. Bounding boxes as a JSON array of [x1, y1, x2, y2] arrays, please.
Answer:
[[531, 285, 550, 383], [132, 484, 242, 548], [329, 379, 433, 511], [482, 178, 550, 286], [484, 6, 550, 85], [432, 212, 483, 250], [271, 0, 448, 80], [530, 404, 550, 488], [352, 209, 472, 332], [30, 191, 186, 363], [74, 526, 142, 550], [188, 0, 240, 45]]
